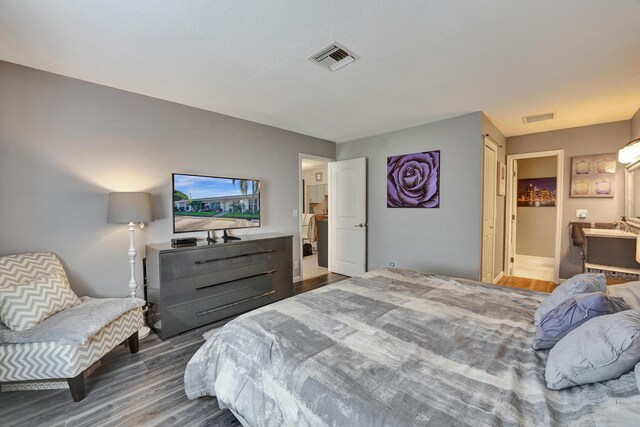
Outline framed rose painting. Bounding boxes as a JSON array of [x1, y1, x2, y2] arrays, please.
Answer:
[[387, 150, 440, 208]]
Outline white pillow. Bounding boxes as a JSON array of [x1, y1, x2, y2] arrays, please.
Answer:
[[608, 281, 640, 310], [534, 273, 606, 325], [0, 273, 81, 331], [545, 310, 640, 390]]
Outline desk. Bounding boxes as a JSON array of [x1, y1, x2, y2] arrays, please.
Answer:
[[583, 228, 640, 282]]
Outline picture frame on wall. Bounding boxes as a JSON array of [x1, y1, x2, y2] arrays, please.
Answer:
[[497, 162, 506, 196], [387, 150, 440, 208], [315, 172, 323, 181], [570, 153, 616, 198], [517, 177, 557, 207]]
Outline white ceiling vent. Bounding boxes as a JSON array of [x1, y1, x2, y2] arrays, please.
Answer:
[[522, 112, 555, 124], [309, 42, 359, 72]]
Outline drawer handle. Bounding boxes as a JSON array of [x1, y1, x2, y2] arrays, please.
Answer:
[[195, 269, 277, 291], [196, 290, 277, 317], [194, 249, 276, 264]]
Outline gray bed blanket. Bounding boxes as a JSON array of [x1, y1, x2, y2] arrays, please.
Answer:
[[0, 297, 144, 345], [184, 268, 640, 426]]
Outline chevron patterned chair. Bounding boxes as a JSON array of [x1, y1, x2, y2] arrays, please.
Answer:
[[0, 252, 144, 401]]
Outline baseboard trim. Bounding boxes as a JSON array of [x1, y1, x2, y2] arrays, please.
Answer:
[[293, 276, 301, 283], [493, 271, 504, 284]]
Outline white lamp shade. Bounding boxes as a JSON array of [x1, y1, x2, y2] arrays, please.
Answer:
[[619, 138, 640, 164], [107, 192, 153, 224]]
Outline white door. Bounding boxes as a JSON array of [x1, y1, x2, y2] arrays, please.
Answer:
[[481, 139, 497, 282], [329, 158, 367, 276], [508, 160, 518, 276]]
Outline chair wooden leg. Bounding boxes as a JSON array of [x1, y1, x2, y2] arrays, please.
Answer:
[[67, 372, 85, 402], [128, 331, 139, 354]]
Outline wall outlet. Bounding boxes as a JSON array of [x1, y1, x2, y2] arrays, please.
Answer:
[[576, 209, 588, 219], [293, 260, 299, 270], [389, 261, 396, 268]]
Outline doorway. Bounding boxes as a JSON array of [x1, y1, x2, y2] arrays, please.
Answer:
[[505, 150, 564, 283], [299, 154, 333, 281]]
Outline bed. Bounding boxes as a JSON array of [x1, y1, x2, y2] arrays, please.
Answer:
[[184, 268, 640, 426]]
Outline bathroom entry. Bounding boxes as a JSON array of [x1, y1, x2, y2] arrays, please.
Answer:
[[505, 150, 564, 283], [300, 155, 332, 281]]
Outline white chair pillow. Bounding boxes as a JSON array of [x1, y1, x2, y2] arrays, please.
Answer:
[[0, 273, 81, 331], [545, 310, 640, 390]]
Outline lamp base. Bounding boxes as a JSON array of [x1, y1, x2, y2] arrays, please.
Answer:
[[138, 326, 151, 339]]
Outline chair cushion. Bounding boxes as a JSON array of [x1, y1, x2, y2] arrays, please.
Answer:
[[0, 296, 145, 345], [0, 273, 81, 331], [0, 308, 143, 381]]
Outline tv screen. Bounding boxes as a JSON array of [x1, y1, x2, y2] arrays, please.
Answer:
[[173, 173, 260, 233]]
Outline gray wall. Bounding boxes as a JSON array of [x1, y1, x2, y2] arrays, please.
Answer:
[[0, 61, 335, 297], [632, 107, 640, 140], [481, 114, 507, 278], [516, 156, 557, 258], [336, 112, 483, 280], [507, 121, 629, 279]]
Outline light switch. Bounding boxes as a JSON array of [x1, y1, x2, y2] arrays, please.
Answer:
[[576, 209, 588, 219], [293, 208, 298, 218]]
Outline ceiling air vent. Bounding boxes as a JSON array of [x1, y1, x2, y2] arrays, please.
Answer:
[[309, 42, 359, 72], [522, 112, 555, 124]]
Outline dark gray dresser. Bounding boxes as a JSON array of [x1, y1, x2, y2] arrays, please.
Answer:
[[145, 233, 293, 339]]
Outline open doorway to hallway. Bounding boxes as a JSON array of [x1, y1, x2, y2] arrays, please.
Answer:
[[505, 150, 564, 284], [299, 155, 332, 281]]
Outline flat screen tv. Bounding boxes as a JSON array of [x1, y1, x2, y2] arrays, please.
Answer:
[[173, 173, 260, 236]]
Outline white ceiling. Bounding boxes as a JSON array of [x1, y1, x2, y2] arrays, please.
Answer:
[[1, 1, 639, 143]]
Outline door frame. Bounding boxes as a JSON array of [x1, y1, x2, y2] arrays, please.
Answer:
[[481, 136, 498, 283], [504, 149, 564, 283], [298, 153, 334, 282]]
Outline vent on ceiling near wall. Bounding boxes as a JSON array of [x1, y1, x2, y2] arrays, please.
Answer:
[[522, 112, 555, 124], [309, 43, 360, 72]]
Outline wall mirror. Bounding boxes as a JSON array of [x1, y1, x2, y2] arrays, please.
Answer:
[[624, 160, 640, 228]]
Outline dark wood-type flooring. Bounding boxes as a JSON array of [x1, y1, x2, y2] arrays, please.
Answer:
[[0, 272, 348, 427]]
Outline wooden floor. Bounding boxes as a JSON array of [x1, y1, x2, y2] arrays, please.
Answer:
[[496, 275, 630, 293], [0, 273, 347, 427], [497, 276, 558, 293]]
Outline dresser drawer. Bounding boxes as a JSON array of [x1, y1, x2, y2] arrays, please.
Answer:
[[160, 258, 291, 305], [161, 280, 288, 337], [159, 238, 289, 281]]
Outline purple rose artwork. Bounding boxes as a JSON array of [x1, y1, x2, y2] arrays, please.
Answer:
[[387, 150, 440, 208]]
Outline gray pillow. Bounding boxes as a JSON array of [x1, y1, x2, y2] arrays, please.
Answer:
[[608, 281, 640, 310], [534, 273, 606, 325], [545, 310, 640, 390], [532, 292, 627, 350]]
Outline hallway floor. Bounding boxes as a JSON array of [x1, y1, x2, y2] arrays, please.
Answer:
[[302, 252, 328, 280], [498, 276, 557, 293]]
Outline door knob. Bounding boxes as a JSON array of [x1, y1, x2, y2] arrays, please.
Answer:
[[355, 223, 367, 228]]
